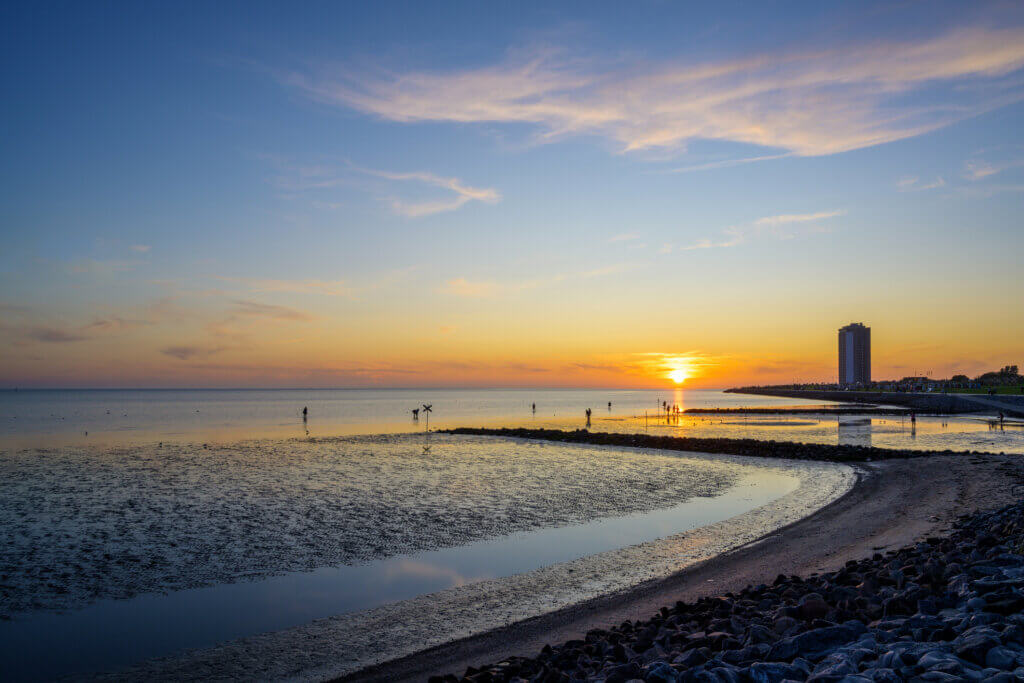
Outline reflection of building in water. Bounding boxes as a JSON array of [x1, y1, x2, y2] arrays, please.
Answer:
[[837, 416, 872, 447]]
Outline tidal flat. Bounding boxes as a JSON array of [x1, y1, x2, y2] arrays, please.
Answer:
[[2, 433, 747, 616], [0, 433, 856, 680]]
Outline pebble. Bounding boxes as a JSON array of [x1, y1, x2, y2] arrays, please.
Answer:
[[438, 499, 1024, 683]]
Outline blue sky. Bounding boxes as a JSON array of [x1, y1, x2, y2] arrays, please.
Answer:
[[1, 1, 1022, 387]]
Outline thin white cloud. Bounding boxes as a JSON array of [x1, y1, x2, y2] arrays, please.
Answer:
[[754, 210, 844, 226], [608, 232, 640, 243], [897, 176, 946, 191], [442, 263, 634, 298], [286, 25, 1024, 157], [219, 276, 357, 298], [363, 168, 500, 217], [129, 244, 152, 253], [266, 158, 500, 217], [964, 158, 1024, 180], [667, 153, 793, 174], [677, 229, 746, 251], [677, 210, 841, 252]]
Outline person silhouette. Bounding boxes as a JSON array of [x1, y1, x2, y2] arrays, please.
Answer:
[[302, 406, 308, 421], [608, 401, 612, 410], [531, 402, 536, 413]]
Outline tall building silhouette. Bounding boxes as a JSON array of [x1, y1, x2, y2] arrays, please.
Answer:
[[838, 322, 871, 385]]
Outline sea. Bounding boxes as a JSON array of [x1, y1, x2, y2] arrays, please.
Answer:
[[0, 388, 1020, 680]]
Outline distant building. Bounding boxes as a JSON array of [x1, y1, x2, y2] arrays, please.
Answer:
[[838, 322, 871, 386]]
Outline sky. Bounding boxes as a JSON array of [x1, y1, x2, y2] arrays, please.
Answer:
[[1, 0, 1023, 389]]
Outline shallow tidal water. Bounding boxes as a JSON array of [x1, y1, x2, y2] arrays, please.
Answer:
[[0, 387, 1014, 679], [2, 387, 1019, 453], [0, 432, 850, 681]]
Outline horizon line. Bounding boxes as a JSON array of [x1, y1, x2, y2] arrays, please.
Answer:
[[0, 385, 728, 392]]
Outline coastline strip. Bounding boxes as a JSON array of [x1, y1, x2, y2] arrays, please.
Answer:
[[103, 442, 853, 681], [342, 451, 1024, 682]]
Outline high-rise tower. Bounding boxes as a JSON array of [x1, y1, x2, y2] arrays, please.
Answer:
[[838, 323, 871, 385]]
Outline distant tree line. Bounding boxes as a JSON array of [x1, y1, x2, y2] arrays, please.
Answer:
[[732, 365, 1021, 393]]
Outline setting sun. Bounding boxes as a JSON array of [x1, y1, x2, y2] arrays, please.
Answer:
[[669, 368, 689, 384]]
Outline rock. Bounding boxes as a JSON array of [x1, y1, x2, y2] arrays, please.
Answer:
[[674, 649, 708, 667], [605, 662, 642, 683], [644, 661, 679, 683], [980, 674, 1019, 683], [745, 661, 805, 683], [984, 646, 1018, 671], [799, 595, 832, 621], [807, 651, 858, 680], [955, 626, 1003, 664], [768, 623, 867, 661]]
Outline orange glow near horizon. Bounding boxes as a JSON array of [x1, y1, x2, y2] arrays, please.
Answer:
[[669, 367, 688, 384]]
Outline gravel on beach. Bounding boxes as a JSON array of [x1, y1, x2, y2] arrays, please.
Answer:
[[439, 500, 1024, 683]]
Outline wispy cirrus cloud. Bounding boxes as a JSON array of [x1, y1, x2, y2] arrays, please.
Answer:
[[285, 25, 1024, 157], [363, 168, 500, 217], [23, 326, 88, 343], [442, 263, 634, 298], [897, 176, 946, 191], [676, 230, 747, 251], [754, 210, 845, 227], [219, 276, 357, 298], [83, 317, 153, 333], [673, 209, 842, 252], [161, 345, 227, 361], [266, 157, 499, 217], [230, 300, 315, 321], [608, 233, 640, 243], [963, 157, 1024, 180], [0, 313, 153, 346]]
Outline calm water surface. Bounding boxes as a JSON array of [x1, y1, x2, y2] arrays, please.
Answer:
[[1, 387, 1020, 452]]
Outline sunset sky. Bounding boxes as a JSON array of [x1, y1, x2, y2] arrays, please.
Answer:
[[2, 1, 1023, 388]]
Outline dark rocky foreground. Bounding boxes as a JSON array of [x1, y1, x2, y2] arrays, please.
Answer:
[[435, 501, 1024, 683], [442, 428, 1003, 462]]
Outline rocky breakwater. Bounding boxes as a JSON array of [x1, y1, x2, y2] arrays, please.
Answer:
[[436, 501, 1024, 683], [442, 428, 1001, 461]]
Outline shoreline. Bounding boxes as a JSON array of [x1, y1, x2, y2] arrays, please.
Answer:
[[340, 448, 1024, 682], [96, 440, 851, 681]]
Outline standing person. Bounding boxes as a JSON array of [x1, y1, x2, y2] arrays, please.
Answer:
[[302, 406, 308, 421], [608, 401, 612, 410], [531, 402, 536, 413]]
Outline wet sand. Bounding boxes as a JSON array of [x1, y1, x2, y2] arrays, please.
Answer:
[[89, 444, 850, 681], [341, 452, 1024, 683]]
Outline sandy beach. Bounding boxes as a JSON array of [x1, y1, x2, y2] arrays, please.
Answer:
[[341, 451, 1024, 682]]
